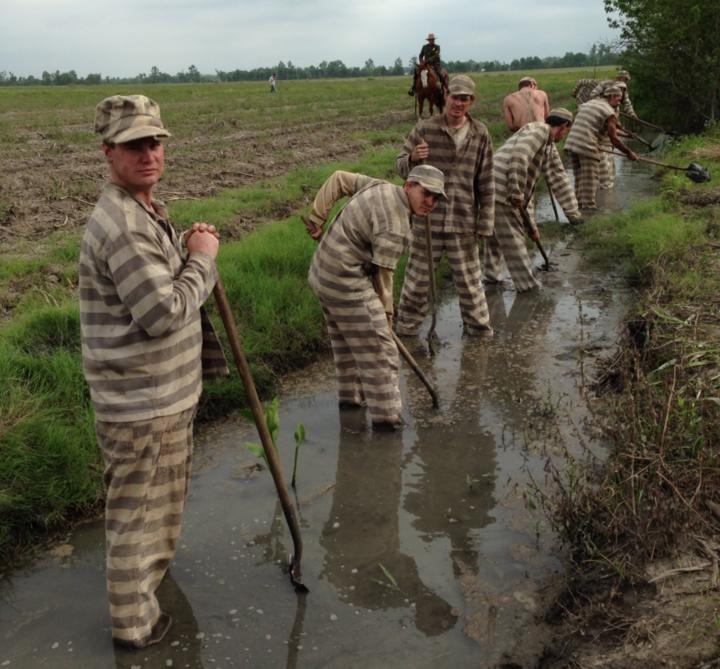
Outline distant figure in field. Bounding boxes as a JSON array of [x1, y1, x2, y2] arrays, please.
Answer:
[[269, 73, 277, 93], [502, 77, 550, 133], [409, 33, 449, 96]]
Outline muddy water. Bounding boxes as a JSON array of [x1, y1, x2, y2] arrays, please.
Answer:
[[0, 157, 656, 669]]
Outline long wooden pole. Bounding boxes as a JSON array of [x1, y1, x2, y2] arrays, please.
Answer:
[[392, 331, 439, 408], [424, 214, 438, 355], [213, 277, 308, 593]]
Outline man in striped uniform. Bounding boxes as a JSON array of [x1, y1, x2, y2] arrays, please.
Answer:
[[564, 86, 638, 210], [79, 95, 228, 648], [307, 165, 447, 431], [395, 74, 495, 337], [572, 70, 636, 118], [484, 108, 583, 292]]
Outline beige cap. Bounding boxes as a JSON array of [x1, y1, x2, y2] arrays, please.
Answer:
[[616, 70, 631, 81], [547, 107, 574, 123], [448, 74, 475, 96], [426, 33, 436, 40], [602, 85, 623, 98], [407, 164, 447, 200], [94, 95, 171, 144]]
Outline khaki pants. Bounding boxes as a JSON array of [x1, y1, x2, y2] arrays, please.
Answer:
[[96, 407, 195, 646]]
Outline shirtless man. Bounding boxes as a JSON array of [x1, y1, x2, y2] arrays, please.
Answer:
[[502, 77, 550, 133]]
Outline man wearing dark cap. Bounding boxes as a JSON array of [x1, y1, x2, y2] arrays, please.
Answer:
[[484, 108, 583, 291], [502, 76, 551, 132], [396, 74, 495, 337], [79, 95, 228, 648], [564, 86, 638, 209], [306, 165, 446, 430]]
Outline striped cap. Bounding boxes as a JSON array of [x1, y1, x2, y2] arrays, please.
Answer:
[[602, 85, 622, 98], [448, 74, 475, 96], [94, 95, 171, 144], [407, 164, 447, 200], [616, 70, 631, 81], [547, 107, 573, 123]]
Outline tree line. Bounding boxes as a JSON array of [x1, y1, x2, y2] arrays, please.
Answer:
[[0, 44, 618, 87], [604, 0, 720, 133]]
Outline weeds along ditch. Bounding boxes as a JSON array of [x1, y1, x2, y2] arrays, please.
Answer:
[[0, 68, 603, 562], [539, 125, 720, 588]]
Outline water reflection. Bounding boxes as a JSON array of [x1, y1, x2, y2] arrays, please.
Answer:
[[113, 571, 204, 669], [320, 413, 457, 636]]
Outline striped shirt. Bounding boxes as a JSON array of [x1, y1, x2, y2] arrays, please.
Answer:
[[308, 180, 411, 303], [494, 122, 580, 221], [564, 98, 616, 161], [79, 183, 227, 423], [396, 113, 494, 236]]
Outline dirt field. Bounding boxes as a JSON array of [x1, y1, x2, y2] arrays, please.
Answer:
[[0, 80, 414, 244]]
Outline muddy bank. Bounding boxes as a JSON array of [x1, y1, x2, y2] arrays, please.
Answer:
[[0, 160, 658, 668]]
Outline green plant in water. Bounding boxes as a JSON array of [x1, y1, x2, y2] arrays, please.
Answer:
[[372, 562, 402, 592], [243, 397, 307, 488], [291, 423, 305, 489]]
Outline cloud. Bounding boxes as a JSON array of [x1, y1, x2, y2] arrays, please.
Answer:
[[0, 0, 618, 77]]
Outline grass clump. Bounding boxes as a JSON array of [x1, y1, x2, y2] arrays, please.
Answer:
[[544, 128, 720, 584]]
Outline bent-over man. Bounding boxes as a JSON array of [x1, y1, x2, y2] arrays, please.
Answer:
[[396, 74, 495, 336], [502, 77, 550, 133], [484, 109, 582, 292], [564, 86, 638, 209], [306, 166, 447, 431], [79, 95, 228, 648]]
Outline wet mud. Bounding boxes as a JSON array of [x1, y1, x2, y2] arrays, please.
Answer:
[[0, 157, 657, 668]]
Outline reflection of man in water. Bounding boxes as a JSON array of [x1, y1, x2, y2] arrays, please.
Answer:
[[403, 338, 496, 579], [320, 417, 457, 636]]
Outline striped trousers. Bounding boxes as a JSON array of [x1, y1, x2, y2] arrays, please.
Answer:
[[567, 151, 600, 209], [483, 202, 540, 292], [396, 225, 491, 335], [598, 138, 615, 189], [320, 295, 402, 424], [96, 407, 195, 647]]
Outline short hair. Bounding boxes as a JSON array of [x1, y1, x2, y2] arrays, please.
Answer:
[[518, 77, 536, 89], [546, 116, 571, 127]]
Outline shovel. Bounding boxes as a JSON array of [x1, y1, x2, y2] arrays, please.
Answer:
[[519, 207, 552, 271], [213, 277, 308, 593], [619, 111, 669, 134], [392, 331, 439, 408], [602, 149, 711, 183]]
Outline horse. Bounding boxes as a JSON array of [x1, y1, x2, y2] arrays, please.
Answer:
[[413, 62, 444, 119]]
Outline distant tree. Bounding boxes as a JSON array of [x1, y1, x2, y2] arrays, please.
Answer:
[[363, 58, 375, 76], [392, 57, 404, 75], [605, 0, 720, 131]]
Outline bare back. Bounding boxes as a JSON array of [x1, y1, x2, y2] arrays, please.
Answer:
[[502, 88, 550, 132]]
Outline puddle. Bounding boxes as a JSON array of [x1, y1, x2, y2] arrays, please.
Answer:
[[0, 156, 657, 668]]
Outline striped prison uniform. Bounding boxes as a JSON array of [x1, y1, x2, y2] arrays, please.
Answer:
[[564, 98, 617, 209], [590, 79, 637, 118], [484, 122, 581, 291], [308, 172, 410, 424], [395, 113, 494, 335], [79, 183, 228, 646]]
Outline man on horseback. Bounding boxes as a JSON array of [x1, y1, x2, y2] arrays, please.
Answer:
[[408, 33, 449, 96]]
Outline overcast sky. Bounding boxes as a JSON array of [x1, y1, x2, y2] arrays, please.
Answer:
[[1, 0, 619, 78]]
